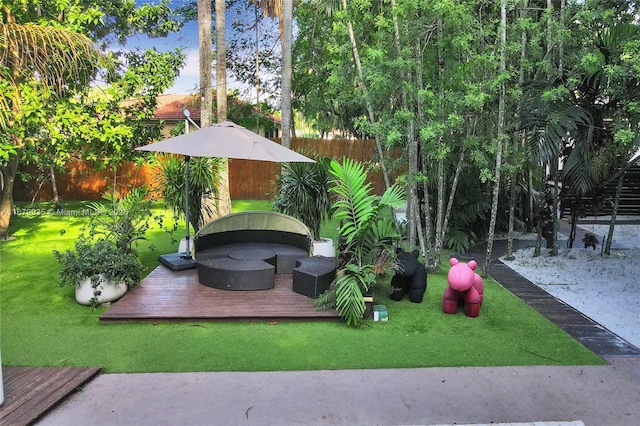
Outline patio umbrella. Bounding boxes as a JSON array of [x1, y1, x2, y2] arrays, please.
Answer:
[[135, 120, 315, 270], [136, 120, 315, 162]]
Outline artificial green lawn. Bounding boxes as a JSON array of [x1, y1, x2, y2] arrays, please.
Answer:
[[0, 200, 605, 372]]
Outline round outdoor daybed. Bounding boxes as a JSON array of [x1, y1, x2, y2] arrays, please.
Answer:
[[194, 211, 312, 290]]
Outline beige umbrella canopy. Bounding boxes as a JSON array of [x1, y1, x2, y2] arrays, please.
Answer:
[[135, 120, 315, 163], [135, 120, 314, 270]]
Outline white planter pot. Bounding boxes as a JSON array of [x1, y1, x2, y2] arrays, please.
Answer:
[[178, 237, 194, 255], [392, 207, 407, 224], [75, 275, 128, 306], [312, 238, 336, 258]]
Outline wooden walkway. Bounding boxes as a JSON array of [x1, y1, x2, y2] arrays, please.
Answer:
[[0, 366, 101, 426], [458, 230, 640, 360], [487, 259, 640, 359], [100, 266, 340, 322]]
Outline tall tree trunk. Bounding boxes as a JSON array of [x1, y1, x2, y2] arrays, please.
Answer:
[[199, 0, 213, 127], [214, 0, 232, 216], [442, 149, 465, 245], [254, 7, 260, 131], [550, 0, 565, 256], [521, 0, 534, 232], [0, 147, 21, 240], [50, 166, 62, 211], [414, 39, 428, 263], [528, 168, 534, 231], [506, 176, 516, 260], [506, 0, 530, 260], [534, 167, 545, 256], [605, 165, 627, 255], [433, 12, 446, 263], [420, 170, 436, 269], [281, 0, 293, 148], [341, 0, 390, 189], [391, 0, 416, 247], [483, 0, 507, 272], [197, 0, 218, 225], [551, 158, 560, 255], [215, 0, 226, 123], [414, 38, 433, 268]]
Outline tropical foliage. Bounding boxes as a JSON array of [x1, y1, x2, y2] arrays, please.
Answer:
[[292, 0, 640, 267], [86, 187, 155, 255], [1, 0, 184, 240], [152, 155, 224, 234], [5, 0, 640, 264], [272, 155, 333, 241], [323, 158, 405, 326]]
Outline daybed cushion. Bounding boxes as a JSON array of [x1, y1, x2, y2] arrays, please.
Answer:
[[194, 211, 312, 254], [292, 256, 337, 298], [197, 258, 275, 290], [196, 242, 308, 274]]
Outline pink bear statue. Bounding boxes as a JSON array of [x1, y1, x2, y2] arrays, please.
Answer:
[[442, 258, 484, 317]]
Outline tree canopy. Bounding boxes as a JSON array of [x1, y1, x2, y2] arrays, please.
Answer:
[[292, 0, 640, 268], [1, 0, 185, 239]]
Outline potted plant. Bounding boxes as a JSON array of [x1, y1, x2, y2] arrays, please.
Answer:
[[273, 155, 335, 257], [54, 187, 151, 307], [316, 158, 405, 326], [54, 237, 144, 307], [152, 155, 223, 233], [86, 187, 154, 253]]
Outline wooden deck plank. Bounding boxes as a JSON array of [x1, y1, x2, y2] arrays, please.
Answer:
[[488, 259, 640, 358], [0, 366, 101, 426], [100, 266, 340, 322]]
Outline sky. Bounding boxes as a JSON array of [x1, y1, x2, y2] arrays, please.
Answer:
[[128, 0, 256, 97], [127, 14, 203, 94]]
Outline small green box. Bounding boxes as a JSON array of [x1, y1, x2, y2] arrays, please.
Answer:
[[373, 304, 388, 321]]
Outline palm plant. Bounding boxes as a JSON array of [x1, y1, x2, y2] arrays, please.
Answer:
[[521, 78, 591, 253], [87, 187, 154, 255], [272, 156, 333, 241], [522, 22, 640, 251], [0, 20, 100, 240], [153, 155, 223, 234], [324, 158, 405, 326]]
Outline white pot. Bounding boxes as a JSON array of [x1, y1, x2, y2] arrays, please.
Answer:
[[75, 275, 128, 306], [178, 237, 194, 255], [392, 207, 407, 224], [312, 238, 336, 257]]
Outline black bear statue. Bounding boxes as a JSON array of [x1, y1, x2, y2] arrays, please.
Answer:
[[389, 249, 427, 303]]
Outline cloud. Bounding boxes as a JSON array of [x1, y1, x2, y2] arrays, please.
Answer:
[[164, 48, 200, 94], [180, 48, 200, 77], [166, 47, 247, 96]]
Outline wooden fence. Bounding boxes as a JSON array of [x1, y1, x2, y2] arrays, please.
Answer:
[[14, 138, 393, 201]]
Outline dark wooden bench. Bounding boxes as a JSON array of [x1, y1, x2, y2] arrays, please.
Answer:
[[197, 257, 275, 290], [292, 256, 337, 298]]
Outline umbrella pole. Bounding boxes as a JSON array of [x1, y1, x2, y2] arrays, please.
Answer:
[[157, 155, 197, 271], [184, 155, 191, 258], [182, 113, 201, 260]]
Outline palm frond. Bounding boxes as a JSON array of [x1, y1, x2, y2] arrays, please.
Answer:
[[334, 264, 373, 326], [329, 158, 377, 244], [273, 157, 333, 240], [1, 23, 100, 93]]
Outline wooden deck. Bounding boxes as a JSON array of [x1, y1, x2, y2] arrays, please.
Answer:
[[100, 266, 340, 322], [0, 366, 101, 426], [488, 259, 640, 358]]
